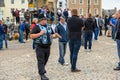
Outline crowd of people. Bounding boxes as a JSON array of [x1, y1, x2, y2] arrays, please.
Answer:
[[0, 7, 120, 80]]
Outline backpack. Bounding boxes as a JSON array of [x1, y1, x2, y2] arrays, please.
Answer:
[[34, 24, 52, 48]]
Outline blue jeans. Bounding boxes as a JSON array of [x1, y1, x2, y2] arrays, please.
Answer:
[[3, 34, 8, 48], [0, 34, 4, 50], [19, 30, 24, 43], [84, 31, 93, 49], [112, 27, 116, 40], [94, 27, 100, 40], [116, 39, 120, 67], [58, 42, 67, 64], [69, 40, 81, 70]]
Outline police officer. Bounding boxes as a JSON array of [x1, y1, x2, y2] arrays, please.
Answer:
[[30, 14, 61, 80]]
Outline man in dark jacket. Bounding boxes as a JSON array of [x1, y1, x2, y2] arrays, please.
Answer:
[[84, 13, 94, 51], [94, 15, 100, 40], [18, 20, 25, 43], [3, 21, 8, 48], [104, 15, 109, 36], [63, 9, 68, 21], [67, 9, 84, 72], [114, 10, 120, 71], [55, 16, 69, 65], [0, 20, 4, 50]]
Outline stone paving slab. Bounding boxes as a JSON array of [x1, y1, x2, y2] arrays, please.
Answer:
[[0, 36, 120, 80]]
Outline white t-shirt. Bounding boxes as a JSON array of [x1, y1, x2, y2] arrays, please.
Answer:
[[68, 10, 72, 17]]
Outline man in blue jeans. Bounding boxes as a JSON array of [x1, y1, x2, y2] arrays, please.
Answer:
[[110, 15, 117, 40], [18, 20, 25, 43], [114, 10, 120, 71], [67, 9, 84, 72], [3, 21, 8, 48], [55, 16, 69, 65], [0, 20, 4, 50], [94, 15, 100, 40], [84, 13, 94, 51]]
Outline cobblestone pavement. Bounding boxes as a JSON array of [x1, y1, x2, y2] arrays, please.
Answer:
[[0, 36, 120, 80]]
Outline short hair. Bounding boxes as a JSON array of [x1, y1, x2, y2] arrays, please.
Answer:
[[71, 9, 78, 16], [96, 14, 99, 17], [88, 13, 92, 18]]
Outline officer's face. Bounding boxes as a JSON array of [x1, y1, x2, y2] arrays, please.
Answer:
[[40, 19, 47, 25]]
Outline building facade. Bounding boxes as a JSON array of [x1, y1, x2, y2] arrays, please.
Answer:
[[57, 0, 67, 11], [68, 0, 102, 16], [35, 0, 54, 9], [1, 0, 28, 20]]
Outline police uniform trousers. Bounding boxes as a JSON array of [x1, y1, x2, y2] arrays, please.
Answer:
[[35, 46, 50, 75]]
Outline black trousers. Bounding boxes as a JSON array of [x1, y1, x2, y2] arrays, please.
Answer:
[[99, 26, 103, 36], [25, 30, 30, 40], [36, 46, 50, 75], [104, 26, 108, 35], [16, 17, 20, 24]]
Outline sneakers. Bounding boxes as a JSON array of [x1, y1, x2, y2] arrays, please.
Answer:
[[85, 49, 92, 52], [59, 62, 69, 66], [114, 67, 120, 71], [41, 74, 49, 80], [88, 49, 92, 52], [71, 68, 81, 72], [62, 63, 69, 66]]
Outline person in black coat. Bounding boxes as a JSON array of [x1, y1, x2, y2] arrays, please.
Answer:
[[0, 20, 4, 50], [114, 10, 120, 71], [83, 13, 94, 51], [67, 9, 84, 72], [104, 15, 109, 36]]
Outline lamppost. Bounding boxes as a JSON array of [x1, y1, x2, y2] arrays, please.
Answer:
[[88, 0, 90, 13], [54, 0, 58, 24], [66, 0, 67, 9]]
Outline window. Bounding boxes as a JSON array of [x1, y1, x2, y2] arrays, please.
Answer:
[[11, 0, 14, 4], [94, 8, 98, 15], [87, 0, 91, 5], [59, 2, 62, 7], [72, 0, 76, 4], [94, 0, 98, 4], [80, 8, 83, 15], [21, 0, 25, 4], [80, 0, 82, 3]]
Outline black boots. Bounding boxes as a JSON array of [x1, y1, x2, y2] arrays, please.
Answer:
[[41, 74, 49, 80]]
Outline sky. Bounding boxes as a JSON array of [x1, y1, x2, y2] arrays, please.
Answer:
[[102, 0, 120, 10]]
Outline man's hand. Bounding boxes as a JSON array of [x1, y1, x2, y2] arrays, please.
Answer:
[[55, 33, 62, 38], [52, 33, 62, 39], [39, 30, 45, 36]]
